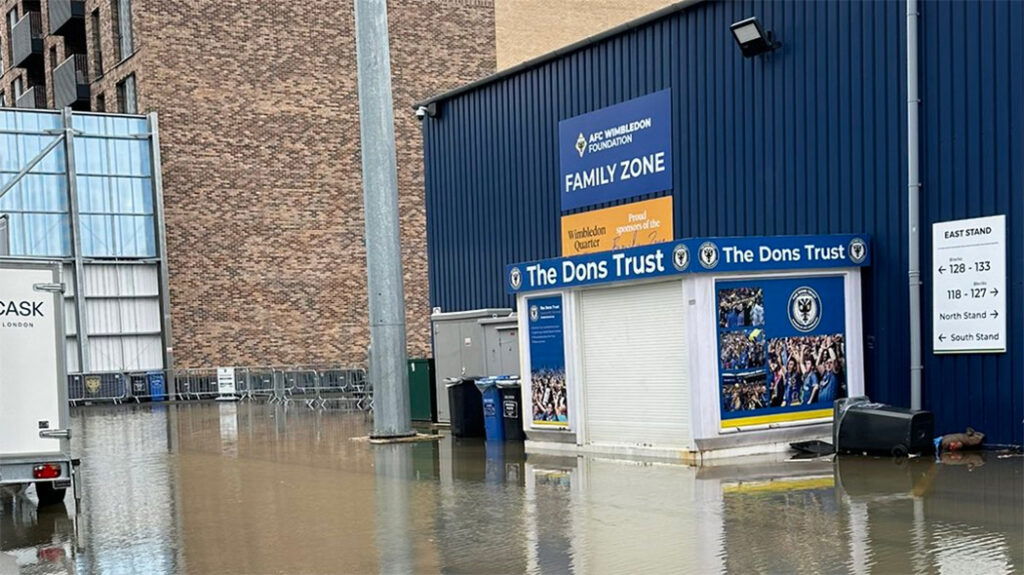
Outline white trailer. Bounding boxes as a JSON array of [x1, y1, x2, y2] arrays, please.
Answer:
[[0, 261, 76, 506]]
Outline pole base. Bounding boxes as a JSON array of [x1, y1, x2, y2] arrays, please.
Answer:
[[357, 433, 443, 445]]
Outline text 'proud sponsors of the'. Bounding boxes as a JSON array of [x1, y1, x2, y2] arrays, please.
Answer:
[[560, 197, 673, 256], [507, 235, 870, 293]]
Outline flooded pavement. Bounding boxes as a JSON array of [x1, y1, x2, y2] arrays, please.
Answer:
[[1, 402, 1021, 574]]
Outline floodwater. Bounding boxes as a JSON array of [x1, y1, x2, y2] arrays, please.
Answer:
[[1, 403, 1021, 575]]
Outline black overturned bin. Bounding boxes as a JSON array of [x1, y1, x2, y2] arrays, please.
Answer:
[[498, 380, 525, 441], [834, 396, 935, 457], [447, 377, 484, 438]]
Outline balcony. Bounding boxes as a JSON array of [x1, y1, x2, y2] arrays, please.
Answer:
[[54, 54, 90, 110], [49, 0, 86, 35], [15, 86, 47, 109], [11, 12, 44, 69]]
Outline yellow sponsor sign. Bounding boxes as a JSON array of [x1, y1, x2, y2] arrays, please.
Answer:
[[560, 196, 673, 256], [720, 408, 833, 430]]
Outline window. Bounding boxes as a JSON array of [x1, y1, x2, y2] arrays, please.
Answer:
[[111, 0, 133, 61], [94, 92, 105, 112], [49, 46, 57, 70], [13, 77, 23, 99], [6, 9, 17, 62], [0, 91, 6, 107], [90, 9, 103, 76], [119, 0, 134, 56], [117, 74, 136, 114]]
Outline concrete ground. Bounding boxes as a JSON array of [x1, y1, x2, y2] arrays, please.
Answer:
[[1, 402, 1021, 574]]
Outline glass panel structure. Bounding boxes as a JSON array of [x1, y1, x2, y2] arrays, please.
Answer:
[[0, 109, 155, 258]]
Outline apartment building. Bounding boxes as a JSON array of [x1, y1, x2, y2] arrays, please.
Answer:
[[0, 0, 97, 110]]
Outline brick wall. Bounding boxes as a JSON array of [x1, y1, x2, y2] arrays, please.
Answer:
[[124, 0, 495, 367], [84, 0, 144, 111]]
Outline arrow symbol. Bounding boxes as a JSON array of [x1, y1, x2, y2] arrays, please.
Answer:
[[991, 288, 999, 296], [938, 334, 946, 342], [992, 310, 999, 318], [938, 266, 946, 274]]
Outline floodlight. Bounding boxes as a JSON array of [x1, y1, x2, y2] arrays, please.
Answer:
[[730, 17, 779, 58]]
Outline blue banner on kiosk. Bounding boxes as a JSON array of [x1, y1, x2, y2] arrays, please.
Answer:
[[506, 234, 870, 294], [559, 89, 672, 211], [527, 296, 569, 428], [716, 276, 847, 429]]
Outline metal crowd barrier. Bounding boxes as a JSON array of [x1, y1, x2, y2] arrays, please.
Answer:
[[296, 367, 372, 410], [174, 368, 220, 401], [237, 367, 277, 401], [68, 365, 372, 411], [68, 372, 128, 405]]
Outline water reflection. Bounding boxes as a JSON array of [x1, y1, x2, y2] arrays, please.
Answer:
[[0, 403, 1019, 574], [375, 444, 414, 574], [0, 497, 75, 575]]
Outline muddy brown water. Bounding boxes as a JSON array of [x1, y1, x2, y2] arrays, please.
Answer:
[[1, 402, 1021, 574]]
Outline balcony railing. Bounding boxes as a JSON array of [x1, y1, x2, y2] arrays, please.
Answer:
[[11, 11, 44, 69], [15, 86, 47, 109], [49, 0, 86, 35], [54, 54, 90, 109]]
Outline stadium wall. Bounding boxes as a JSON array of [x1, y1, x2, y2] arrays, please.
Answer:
[[420, 0, 1023, 444]]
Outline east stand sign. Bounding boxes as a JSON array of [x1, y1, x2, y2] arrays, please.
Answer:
[[506, 235, 870, 293], [932, 215, 1006, 354]]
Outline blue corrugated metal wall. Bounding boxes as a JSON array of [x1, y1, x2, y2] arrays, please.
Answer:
[[919, 1, 1023, 445], [423, 0, 1023, 444]]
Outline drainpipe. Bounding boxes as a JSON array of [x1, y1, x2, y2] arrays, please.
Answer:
[[907, 0, 923, 410]]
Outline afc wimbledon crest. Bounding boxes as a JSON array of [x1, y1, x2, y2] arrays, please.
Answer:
[[788, 286, 822, 332], [671, 244, 690, 271], [848, 237, 867, 264], [529, 305, 539, 322], [698, 241, 719, 269], [575, 133, 587, 158], [509, 267, 522, 290]]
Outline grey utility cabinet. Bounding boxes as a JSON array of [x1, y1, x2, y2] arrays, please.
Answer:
[[431, 308, 512, 423], [479, 315, 520, 378]]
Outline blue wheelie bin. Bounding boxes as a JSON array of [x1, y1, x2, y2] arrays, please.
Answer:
[[147, 371, 167, 401], [497, 378, 525, 441], [475, 377, 505, 441]]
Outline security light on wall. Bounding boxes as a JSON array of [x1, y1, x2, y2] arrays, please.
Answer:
[[730, 17, 779, 58]]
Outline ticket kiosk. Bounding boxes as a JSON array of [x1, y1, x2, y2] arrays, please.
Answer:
[[507, 234, 870, 461]]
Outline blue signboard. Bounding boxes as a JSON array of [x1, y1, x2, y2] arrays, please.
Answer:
[[527, 296, 568, 428], [716, 276, 847, 428], [559, 89, 673, 211], [506, 235, 870, 293]]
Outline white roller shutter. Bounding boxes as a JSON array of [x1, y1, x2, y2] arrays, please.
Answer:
[[579, 281, 691, 449]]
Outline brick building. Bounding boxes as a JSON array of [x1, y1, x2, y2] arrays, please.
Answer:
[[495, 0, 675, 69], [0, 0, 662, 370], [1, 0, 496, 369]]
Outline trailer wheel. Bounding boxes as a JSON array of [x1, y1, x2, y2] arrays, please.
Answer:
[[34, 482, 66, 507], [890, 444, 909, 459]]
